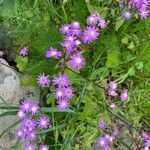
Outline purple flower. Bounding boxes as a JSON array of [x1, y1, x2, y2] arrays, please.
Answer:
[[109, 81, 117, 90], [37, 116, 51, 129], [120, 89, 128, 101], [30, 101, 40, 115], [19, 47, 28, 57], [71, 21, 80, 29], [61, 40, 76, 53], [129, 0, 143, 8], [82, 26, 100, 43], [98, 19, 107, 28], [37, 73, 50, 87], [26, 131, 36, 141], [57, 100, 70, 111], [108, 89, 118, 97], [139, 8, 149, 19], [110, 103, 116, 109], [19, 99, 32, 113], [64, 86, 74, 100], [60, 24, 71, 35], [54, 88, 65, 100], [22, 118, 36, 132], [40, 145, 49, 150], [112, 128, 119, 137], [122, 11, 132, 20], [75, 40, 82, 47], [86, 12, 100, 26], [24, 143, 36, 150], [98, 120, 106, 130], [69, 53, 85, 70], [17, 110, 26, 119], [16, 128, 25, 140], [45, 47, 62, 59], [96, 136, 110, 150], [53, 73, 70, 88]]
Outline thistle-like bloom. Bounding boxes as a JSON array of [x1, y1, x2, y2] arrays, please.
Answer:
[[37, 116, 51, 129], [108, 89, 118, 97], [120, 89, 128, 101], [40, 145, 49, 150], [37, 73, 50, 87], [109, 81, 118, 90], [139, 8, 149, 19], [98, 19, 107, 28], [96, 136, 110, 150], [26, 131, 36, 141], [129, 0, 143, 8], [54, 88, 65, 100], [122, 11, 132, 20], [24, 143, 36, 150], [22, 118, 36, 132], [61, 40, 76, 53], [60, 24, 71, 35], [64, 86, 74, 100], [53, 73, 70, 87], [86, 12, 100, 26], [16, 128, 25, 141], [98, 120, 106, 130], [45, 47, 62, 59], [17, 110, 26, 119], [30, 101, 40, 115], [69, 53, 85, 70], [57, 100, 70, 111], [82, 26, 100, 43], [19, 47, 28, 57], [20, 99, 32, 113], [71, 21, 80, 29]]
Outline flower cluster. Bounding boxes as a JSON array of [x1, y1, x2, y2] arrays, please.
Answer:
[[16, 99, 50, 150], [121, 0, 150, 20], [108, 81, 128, 101], [45, 47, 62, 59], [53, 72, 74, 110], [96, 128, 119, 150], [141, 131, 150, 150], [59, 12, 107, 70]]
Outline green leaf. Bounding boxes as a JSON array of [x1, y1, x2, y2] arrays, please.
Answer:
[[15, 56, 28, 72], [41, 107, 76, 114], [0, 111, 17, 118], [36, 123, 67, 135], [0, 120, 20, 138], [122, 37, 129, 44], [116, 18, 124, 31], [106, 50, 121, 68]]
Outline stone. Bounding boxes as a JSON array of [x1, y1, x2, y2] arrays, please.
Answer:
[[0, 59, 40, 149], [0, 59, 23, 149]]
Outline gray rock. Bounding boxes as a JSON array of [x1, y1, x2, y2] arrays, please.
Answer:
[[0, 59, 23, 150], [0, 59, 40, 149]]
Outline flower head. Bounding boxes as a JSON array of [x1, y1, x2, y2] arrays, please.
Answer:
[[45, 47, 62, 59], [122, 11, 132, 20], [19, 47, 28, 57], [109, 81, 118, 90], [19, 99, 32, 113], [30, 101, 40, 115], [17, 110, 26, 119], [40, 145, 49, 150], [53, 73, 70, 88], [54, 88, 66, 100], [139, 8, 149, 19], [82, 26, 100, 43], [37, 116, 51, 129], [24, 143, 36, 150], [69, 53, 85, 70], [57, 100, 70, 111], [120, 89, 128, 101], [60, 24, 71, 35], [108, 89, 118, 97], [98, 120, 106, 130], [37, 73, 50, 87], [61, 40, 76, 53], [86, 12, 100, 26], [98, 19, 107, 28], [26, 130, 36, 141]]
